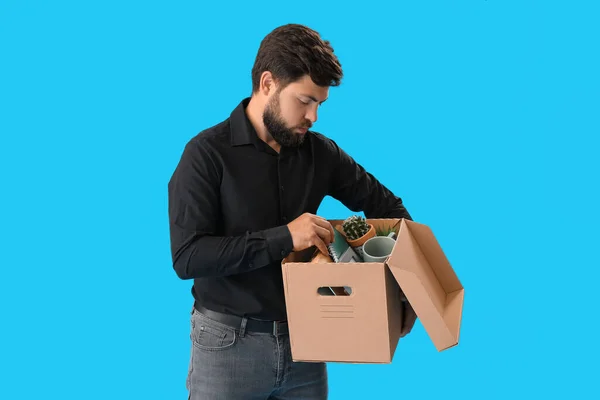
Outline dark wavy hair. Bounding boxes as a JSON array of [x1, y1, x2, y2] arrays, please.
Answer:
[[251, 24, 343, 93]]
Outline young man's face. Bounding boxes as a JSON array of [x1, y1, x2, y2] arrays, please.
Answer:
[[262, 75, 329, 147]]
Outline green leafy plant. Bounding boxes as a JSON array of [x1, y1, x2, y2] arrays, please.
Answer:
[[342, 215, 370, 241], [376, 225, 397, 237]]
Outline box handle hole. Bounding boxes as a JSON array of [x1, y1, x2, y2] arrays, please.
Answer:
[[317, 286, 352, 296]]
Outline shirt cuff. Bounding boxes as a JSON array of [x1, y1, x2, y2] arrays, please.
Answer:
[[264, 225, 294, 261]]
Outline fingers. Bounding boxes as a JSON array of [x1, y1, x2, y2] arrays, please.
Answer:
[[323, 221, 335, 242], [313, 224, 333, 245], [312, 218, 335, 242], [296, 214, 337, 253], [312, 235, 329, 256], [311, 214, 330, 226]]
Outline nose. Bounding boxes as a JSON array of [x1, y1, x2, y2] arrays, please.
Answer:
[[305, 105, 318, 124]]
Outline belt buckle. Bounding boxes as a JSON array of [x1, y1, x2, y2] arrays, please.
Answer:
[[273, 321, 288, 335]]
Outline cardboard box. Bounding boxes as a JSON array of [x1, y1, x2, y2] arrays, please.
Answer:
[[281, 218, 464, 363]]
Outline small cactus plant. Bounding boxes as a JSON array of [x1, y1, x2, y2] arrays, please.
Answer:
[[342, 215, 371, 241]]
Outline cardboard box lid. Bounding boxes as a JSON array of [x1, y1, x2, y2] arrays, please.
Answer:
[[386, 219, 464, 351]]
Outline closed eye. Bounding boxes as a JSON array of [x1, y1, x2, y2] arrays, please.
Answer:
[[298, 96, 326, 106], [306, 95, 327, 106]]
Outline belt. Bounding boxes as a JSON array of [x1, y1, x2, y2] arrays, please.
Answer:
[[194, 304, 289, 335]]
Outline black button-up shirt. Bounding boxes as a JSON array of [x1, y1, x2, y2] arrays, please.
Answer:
[[168, 97, 412, 320]]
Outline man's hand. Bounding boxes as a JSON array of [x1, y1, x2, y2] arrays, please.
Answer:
[[287, 213, 336, 256]]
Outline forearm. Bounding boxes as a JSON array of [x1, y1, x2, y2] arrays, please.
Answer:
[[171, 225, 293, 280], [361, 179, 412, 221], [331, 167, 412, 221], [327, 139, 413, 221]]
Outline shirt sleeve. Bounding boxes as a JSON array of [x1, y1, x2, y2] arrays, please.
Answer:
[[168, 138, 294, 280], [326, 139, 413, 220]]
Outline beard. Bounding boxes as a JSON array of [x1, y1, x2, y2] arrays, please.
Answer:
[[262, 94, 310, 148]]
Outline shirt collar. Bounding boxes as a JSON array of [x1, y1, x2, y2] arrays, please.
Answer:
[[230, 97, 262, 147], [229, 97, 305, 156]]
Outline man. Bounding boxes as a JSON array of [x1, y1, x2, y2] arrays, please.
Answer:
[[168, 23, 417, 400]]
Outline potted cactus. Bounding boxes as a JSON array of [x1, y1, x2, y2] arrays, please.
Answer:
[[341, 215, 376, 260]]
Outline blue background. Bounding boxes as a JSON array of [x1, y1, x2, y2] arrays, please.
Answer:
[[1, 0, 599, 398]]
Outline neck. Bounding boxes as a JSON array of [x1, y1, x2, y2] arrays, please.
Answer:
[[245, 96, 281, 153]]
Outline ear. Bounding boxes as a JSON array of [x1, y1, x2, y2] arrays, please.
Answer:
[[259, 71, 277, 96]]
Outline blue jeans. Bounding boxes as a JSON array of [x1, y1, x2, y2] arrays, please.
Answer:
[[186, 307, 328, 399]]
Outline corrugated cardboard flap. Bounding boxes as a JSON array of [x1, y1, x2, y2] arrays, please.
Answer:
[[386, 219, 464, 351]]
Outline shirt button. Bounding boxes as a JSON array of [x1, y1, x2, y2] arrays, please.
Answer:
[[280, 185, 284, 191], [282, 216, 287, 222], [281, 250, 286, 256]]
